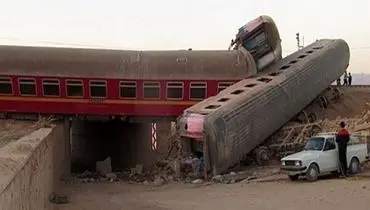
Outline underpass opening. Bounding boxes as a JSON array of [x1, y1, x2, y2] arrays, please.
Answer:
[[70, 119, 174, 174]]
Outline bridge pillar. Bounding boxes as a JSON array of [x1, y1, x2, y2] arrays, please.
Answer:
[[154, 120, 174, 159], [62, 119, 72, 178], [70, 120, 93, 172]]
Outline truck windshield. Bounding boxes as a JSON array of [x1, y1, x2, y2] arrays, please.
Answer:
[[304, 137, 325, 151]]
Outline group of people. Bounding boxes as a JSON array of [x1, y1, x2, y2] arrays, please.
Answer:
[[336, 72, 352, 86]]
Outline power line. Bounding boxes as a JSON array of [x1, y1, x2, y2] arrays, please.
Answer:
[[0, 37, 121, 49]]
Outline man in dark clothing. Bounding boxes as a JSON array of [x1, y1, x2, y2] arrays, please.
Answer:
[[336, 121, 350, 176], [348, 73, 352, 86], [343, 73, 348, 86]]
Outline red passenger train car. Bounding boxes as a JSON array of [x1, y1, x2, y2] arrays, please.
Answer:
[[0, 15, 281, 120], [0, 47, 248, 119]]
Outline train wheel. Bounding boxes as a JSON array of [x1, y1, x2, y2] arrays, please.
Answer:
[[319, 96, 328, 109], [333, 88, 342, 101], [296, 111, 309, 124], [308, 113, 317, 123], [255, 146, 270, 165]]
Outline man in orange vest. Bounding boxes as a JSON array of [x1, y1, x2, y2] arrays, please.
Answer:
[[336, 121, 350, 176]]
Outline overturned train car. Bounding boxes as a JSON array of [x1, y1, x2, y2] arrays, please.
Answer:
[[181, 39, 350, 175]]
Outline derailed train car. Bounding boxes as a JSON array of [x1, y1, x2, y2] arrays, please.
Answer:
[[180, 39, 350, 175], [231, 15, 282, 71]]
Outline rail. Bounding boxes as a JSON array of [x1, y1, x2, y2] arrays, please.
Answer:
[[330, 85, 370, 89]]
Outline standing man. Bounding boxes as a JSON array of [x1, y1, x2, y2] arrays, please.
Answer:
[[336, 121, 350, 177], [348, 72, 352, 86], [343, 72, 348, 86]]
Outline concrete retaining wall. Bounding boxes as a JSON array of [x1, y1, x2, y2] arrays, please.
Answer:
[[0, 122, 69, 210]]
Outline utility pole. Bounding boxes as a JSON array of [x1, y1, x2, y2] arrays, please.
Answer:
[[296, 33, 304, 50]]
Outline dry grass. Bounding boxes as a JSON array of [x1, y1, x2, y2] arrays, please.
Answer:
[[0, 116, 56, 148]]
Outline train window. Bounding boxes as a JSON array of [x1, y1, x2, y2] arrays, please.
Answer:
[[166, 82, 183, 100], [269, 72, 282, 76], [231, 89, 244, 95], [257, 77, 272, 83], [0, 78, 13, 95], [217, 82, 233, 93], [279, 65, 290, 70], [245, 83, 257, 88], [120, 81, 136, 98], [205, 104, 221, 109], [66, 80, 84, 97], [19, 78, 36, 96], [143, 82, 160, 99], [89, 80, 107, 98], [190, 82, 206, 100], [289, 60, 298, 64], [298, 55, 307, 59], [42, 79, 60, 96], [218, 98, 229, 102]]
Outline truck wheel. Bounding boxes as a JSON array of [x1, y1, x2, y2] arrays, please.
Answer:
[[306, 163, 319, 181], [288, 175, 299, 181], [349, 157, 360, 174]]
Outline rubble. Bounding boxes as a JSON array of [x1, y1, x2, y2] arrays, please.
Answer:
[[49, 192, 69, 204], [153, 176, 166, 186], [106, 172, 118, 181], [96, 157, 112, 175], [209, 166, 281, 184], [191, 179, 203, 184]]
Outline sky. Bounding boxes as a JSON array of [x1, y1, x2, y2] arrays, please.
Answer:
[[0, 0, 370, 73]]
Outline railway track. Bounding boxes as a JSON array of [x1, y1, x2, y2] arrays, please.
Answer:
[[330, 85, 370, 89]]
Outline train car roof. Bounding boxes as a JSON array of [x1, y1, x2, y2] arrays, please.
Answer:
[[185, 39, 338, 114], [0, 45, 251, 80]]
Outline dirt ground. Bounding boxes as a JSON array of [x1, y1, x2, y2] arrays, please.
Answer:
[[323, 87, 370, 120], [0, 119, 38, 148], [57, 174, 370, 210]]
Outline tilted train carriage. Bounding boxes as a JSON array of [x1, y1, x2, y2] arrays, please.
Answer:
[[178, 39, 350, 175]]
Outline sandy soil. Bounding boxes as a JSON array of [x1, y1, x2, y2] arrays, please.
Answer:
[[57, 174, 370, 210], [0, 119, 38, 148], [323, 87, 370, 120]]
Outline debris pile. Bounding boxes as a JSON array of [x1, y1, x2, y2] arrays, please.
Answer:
[[266, 122, 323, 158], [265, 103, 370, 159], [210, 166, 281, 185]]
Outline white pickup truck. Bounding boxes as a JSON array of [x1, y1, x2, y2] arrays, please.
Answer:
[[280, 132, 369, 181]]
